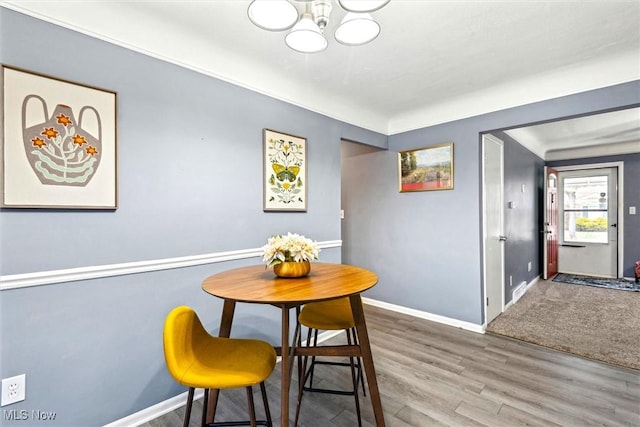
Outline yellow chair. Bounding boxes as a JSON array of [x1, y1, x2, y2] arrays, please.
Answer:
[[163, 306, 276, 427], [294, 298, 365, 427]]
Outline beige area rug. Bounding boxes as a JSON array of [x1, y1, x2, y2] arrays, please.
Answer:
[[487, 279, 640, 370]]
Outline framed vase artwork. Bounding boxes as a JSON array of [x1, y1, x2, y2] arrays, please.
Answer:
[[399, 142, 454, 192], [263, 128, 307, 212], [1, 65, 117, 209]]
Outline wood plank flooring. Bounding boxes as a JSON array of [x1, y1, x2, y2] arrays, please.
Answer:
[[142, 305, 640, 427]]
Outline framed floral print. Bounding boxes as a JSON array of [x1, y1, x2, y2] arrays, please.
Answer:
[[399, 142, 454, 192], [1, 65, 117, 209], [263, 129, 307, 211]]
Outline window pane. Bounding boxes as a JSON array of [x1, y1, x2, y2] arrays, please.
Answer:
[[564, 211, 608, 243], [563, 175, 608, 210], [563, 174, 609, 244]]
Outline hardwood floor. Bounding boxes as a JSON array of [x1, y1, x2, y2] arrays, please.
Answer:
[[142, 305, 640, 426]]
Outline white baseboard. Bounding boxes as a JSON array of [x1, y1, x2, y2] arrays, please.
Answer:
[[512, 281, 528, 303], [505, 276, 540, 310], [362, 297, 485, 334], [103, 301, 481, 426], [103, 389, 204, 427]]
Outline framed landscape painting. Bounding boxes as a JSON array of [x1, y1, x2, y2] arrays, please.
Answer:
[[263, 128, 307, 211], [399, 142, 454, 192], [1, 65, 117, 209]]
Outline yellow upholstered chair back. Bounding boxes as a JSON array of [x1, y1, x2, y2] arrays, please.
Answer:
[[163, 305, 210, 385]]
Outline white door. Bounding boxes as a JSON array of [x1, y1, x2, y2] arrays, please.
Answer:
[[482, 134, 505, 324], [558, 167, 618, 277]]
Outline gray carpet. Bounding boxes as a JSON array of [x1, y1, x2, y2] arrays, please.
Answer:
[[487, 279, 640, 370]]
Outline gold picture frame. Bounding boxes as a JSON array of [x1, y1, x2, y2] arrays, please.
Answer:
[[1, 65, 117, 209], [263, 128, 307, 211], [399, 142, 454, 192]]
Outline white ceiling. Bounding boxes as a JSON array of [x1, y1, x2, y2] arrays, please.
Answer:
[[505, 107, 640, 161], [2, 0, 639, 159]]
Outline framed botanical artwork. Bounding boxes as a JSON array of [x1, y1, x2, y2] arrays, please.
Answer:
[[1, 65, 117, 209], [399, 142, 454, 192], [263, 128, 307, 211]]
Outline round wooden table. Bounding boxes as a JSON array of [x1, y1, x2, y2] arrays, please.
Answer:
[[202, 262, 385, 426]]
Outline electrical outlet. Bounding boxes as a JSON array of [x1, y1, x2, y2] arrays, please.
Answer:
[[1, 374, 26, 406]]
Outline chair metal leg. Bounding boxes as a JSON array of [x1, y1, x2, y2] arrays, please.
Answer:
[[201, 388, 209, 427], [349, 327, 366, 397], [294, 326, 313, 427], [246, 386, 257, 427], [349, 358, 363, 427], [200, 386, 271, 427], [296, 327, 365, 427], [347, 329, 363, 427], [308, 329, 319, 388], [259, 382, 272, 427], [184, 387, 195, 427]]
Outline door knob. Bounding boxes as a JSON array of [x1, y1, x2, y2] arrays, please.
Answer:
[[499, 235, 507, 241]]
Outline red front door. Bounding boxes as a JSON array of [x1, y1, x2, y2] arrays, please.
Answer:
[[544, 167, 558, 279]]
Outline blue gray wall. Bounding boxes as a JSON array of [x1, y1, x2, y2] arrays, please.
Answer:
[[0, 8, 385, 426], [548, 153, 640, 278], [497, 131, 545, 302], [342, 83, 639, 324]]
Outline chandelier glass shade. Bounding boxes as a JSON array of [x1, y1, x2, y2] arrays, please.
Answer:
[[285, 12, 329, 53], [247, 0, 299, 31], [334, 13, 380, 45], [338, 0, 390, 13], [247, 0, 388, 53]]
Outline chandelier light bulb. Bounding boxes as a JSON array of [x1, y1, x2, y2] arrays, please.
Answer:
[[335, 13, 381, 46], [285, 12, 328, 53], [248, 0, 299, 31]]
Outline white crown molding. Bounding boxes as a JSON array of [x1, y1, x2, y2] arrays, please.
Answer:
[[0, 240, 342, 291], [545, 140, 640, 161]]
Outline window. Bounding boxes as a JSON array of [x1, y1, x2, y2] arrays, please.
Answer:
[[563, 175, 608, 243]]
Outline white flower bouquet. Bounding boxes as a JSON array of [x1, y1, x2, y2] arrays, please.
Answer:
[[261, 233, 320, 268]]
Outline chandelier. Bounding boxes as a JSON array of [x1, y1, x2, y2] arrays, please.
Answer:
[[247, 0, 390, 53]]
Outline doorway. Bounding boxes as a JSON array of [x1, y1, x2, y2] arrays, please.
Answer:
[[556, 166, 620, 278], [543, 167, 559, 279]]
